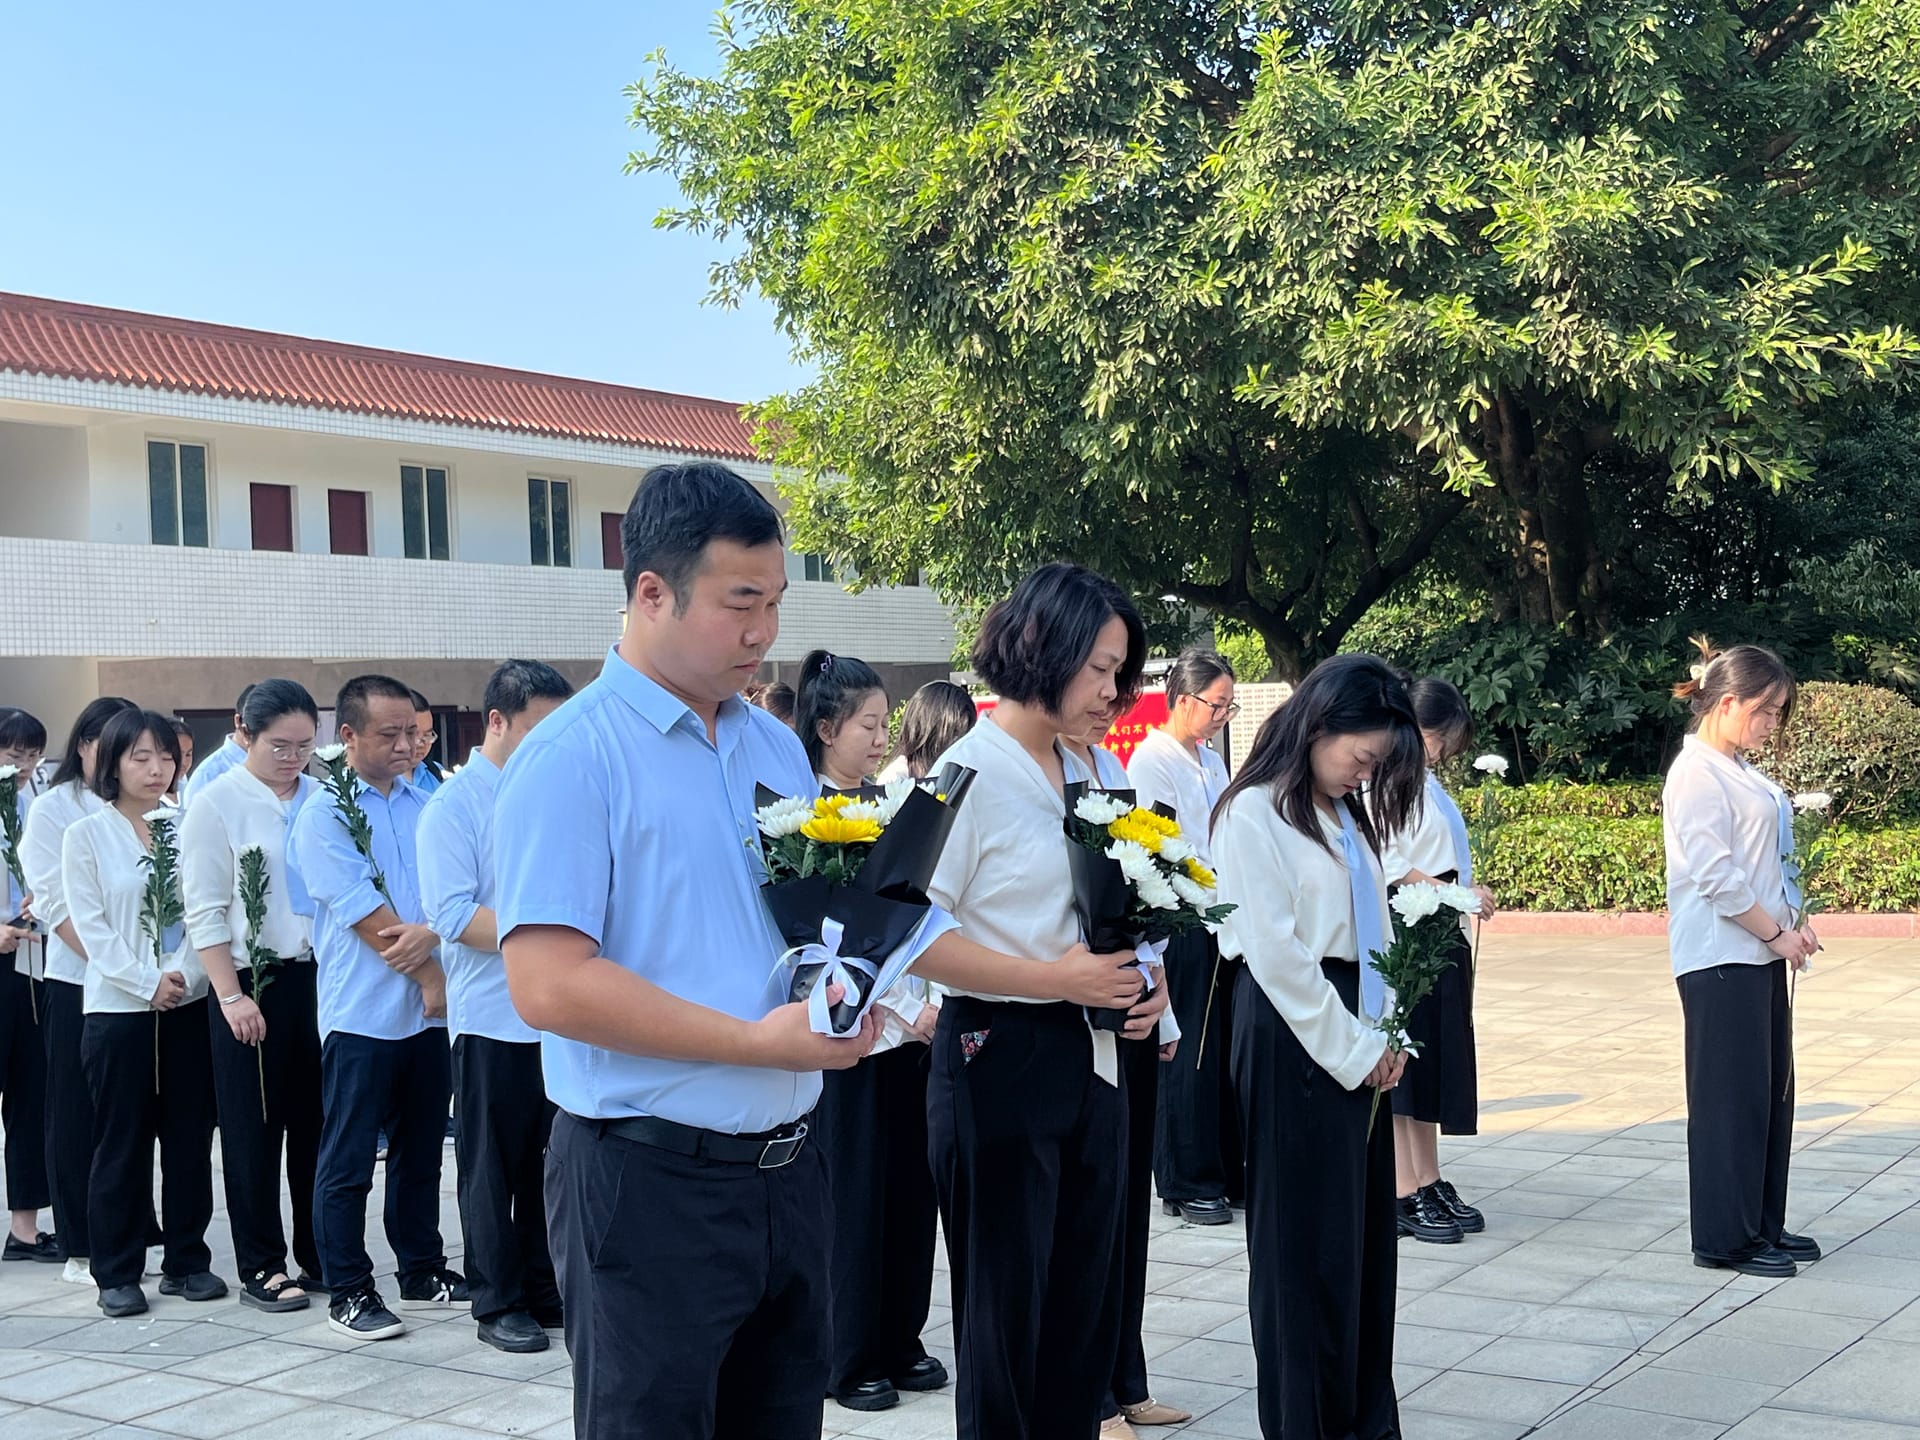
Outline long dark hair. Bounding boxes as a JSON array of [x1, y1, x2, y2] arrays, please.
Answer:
[[1408, 676, 1474, 763], [894, 680, 978, 776], [1212, 654, 1424, 855], [794, 650, 885, 776], [49, 697, 137, 789]]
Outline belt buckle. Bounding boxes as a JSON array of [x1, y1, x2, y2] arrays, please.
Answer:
[[757, 1121, 807, 1170]]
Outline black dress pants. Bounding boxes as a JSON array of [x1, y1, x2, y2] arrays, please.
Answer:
[[929, 996, 1126, 1440], [1106, 1028, 1160, 1415], [0, 964, 49, 1212], [452, 1034, 559, 1323], [1233, 962, 1399, 1440], [1155, 931, 1243, 1203], [312, 1028, 450, 1295], [819, 1043, 937, 1393], [43, 978, 93, 1258], [1678, 959, 1794, 1260], [546, 1110, 832, 1440], [207, 960, 322, 1281], [80, 1001, 217, 1291]]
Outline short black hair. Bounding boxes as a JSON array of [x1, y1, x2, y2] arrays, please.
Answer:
[[241, 679, 320, 735], [50, 697, 137, 789], [1408, 676, 1474, 762], [483, 659, 575, 722], [758, 681, 795, 724], [91, 708, 183, 804], [971, 564, 1148, 717], [895, 681, 977, 776], [336, 675, 416, 735], [794, 651, 886, 775], [0, 707, 47, 752], [408, 689, 433, 715], [621, 461, 783, 608], [233, 683, 256, 717]]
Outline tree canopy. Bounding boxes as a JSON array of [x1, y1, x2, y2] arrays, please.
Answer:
[[632, 0, 1920, 677]]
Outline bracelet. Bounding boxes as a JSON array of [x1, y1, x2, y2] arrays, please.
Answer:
[[1763, 926, 1785, 944], [218, 992, 247, 1006]]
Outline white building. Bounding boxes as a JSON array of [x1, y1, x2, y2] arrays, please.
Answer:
[[0, 292, 955, 759]]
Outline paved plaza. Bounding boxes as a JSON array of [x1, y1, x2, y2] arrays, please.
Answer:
[[1, 932, 1917, 1439]]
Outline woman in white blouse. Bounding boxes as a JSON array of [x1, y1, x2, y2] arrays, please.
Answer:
[[63, 707, 219, 1318], [18, 695, 136, 1286], [1126, 648, 1239, 1229], [916, 563, 1167, 1440], [1211, 654, 1425, 1440], [1381, 678, 1498, 1246], [1664, 640, 1819, 1278], [878, 680, 976, 784], [181, 679, 324, 1313]]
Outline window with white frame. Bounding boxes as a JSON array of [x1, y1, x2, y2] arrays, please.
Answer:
[[803, 553, 837, 583], [528, 476, 573, 567], [148, 440, 211, 547], [400, 464, 451, 560]]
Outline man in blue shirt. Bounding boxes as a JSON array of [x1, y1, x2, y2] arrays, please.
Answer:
[[419, 658, 572, 1356], [178, 684, 253, 810], [406, 690, 444, 796], [286, 674, 465, 1342], [497, 462, 879, 1440]]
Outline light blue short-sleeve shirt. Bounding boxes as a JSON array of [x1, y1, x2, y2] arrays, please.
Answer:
[[179, 735, 246, 810], [494, 647, 820, 1132], [419, 749, 534, 1045]]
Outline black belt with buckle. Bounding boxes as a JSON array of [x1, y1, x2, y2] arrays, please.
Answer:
[[593, 1113, 812, 1170]]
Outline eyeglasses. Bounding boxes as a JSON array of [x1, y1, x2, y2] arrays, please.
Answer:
[[1189, 697, 1241, 720], [266, 742, 316, 762], [416, 731, 437, 746]]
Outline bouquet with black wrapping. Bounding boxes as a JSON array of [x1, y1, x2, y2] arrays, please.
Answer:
[[756, 763, 976, 1037]]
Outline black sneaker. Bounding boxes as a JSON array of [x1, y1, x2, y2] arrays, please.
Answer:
[[1429, 1179, 1486, 1234], [158, 1270, 229, 1302], [1695, 1244, 1796, 1278], [2, 1231, 61, 1263], [1396, 1189, 1463, 1244], [477, 1310, 550, 1353], [329, 1285, 405, 1340], [397, 1266, 470, 1310]]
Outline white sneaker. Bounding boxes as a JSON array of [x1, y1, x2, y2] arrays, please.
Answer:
[[145, 1246, 164, 1277], [60, 1257, 92, 1285]]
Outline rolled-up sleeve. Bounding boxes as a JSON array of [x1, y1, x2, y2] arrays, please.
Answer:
[[1214, 798, 1380, 1091], [1667, 769, 1757, 917], [180, 796, 235, 951], [287, 797, 384, 929], [62, 824, 151, 1005], [496, 738, 612, 947], [418, 790, 482, 949]]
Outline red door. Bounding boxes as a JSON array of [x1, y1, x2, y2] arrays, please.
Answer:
[[329, 490, 369, 556], [250, 484, 294, 552], [601, 511, 624, 570]]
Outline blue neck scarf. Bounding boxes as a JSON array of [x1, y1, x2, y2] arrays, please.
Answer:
[[1775, 788, 1803, 915], [1336, 803, 1388, 1021], [1428, 771, 1473, 887]]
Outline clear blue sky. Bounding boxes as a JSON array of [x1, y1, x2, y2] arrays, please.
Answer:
[[0, 1, 809, 405]]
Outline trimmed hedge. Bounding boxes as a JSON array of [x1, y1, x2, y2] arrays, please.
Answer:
[[1479, 816, 1920, 913], [1482, 779, 1665, 820]]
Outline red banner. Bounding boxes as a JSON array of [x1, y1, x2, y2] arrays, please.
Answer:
[[973, 690, 1169, 768]]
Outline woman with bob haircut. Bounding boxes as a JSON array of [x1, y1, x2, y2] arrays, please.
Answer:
[[1664, 638, 1820, 1278], [1210, 653, 1425, 1440], [914, 562, 1169, 1440]]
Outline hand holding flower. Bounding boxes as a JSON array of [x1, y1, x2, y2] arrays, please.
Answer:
[[222, 994, 266, 1046], [151, 970, 187, 1011], [1055, 942, 1148, 1009]]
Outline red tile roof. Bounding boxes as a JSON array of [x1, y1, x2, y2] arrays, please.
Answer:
[[0, 291, 760, 460]]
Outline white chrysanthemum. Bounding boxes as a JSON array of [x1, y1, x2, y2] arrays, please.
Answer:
[[755, 796, 814, 838], [1170, 872, 1213, 910], [1390, 883, 1443, 924], [1160, 834, 1197, 865], [143, 806, 178, 826], [1138, 868, 1181, 911], [1793, 791, 1833, 814], [0, 765, 17, 783], [314, 743, 347, 763], [875, 776, 915, 824], [1076, 793, 1131, 826], [1435, 882, 1481, 915], [1106, 838, 1157, 885], [1473, 754, 1510, 777], [838, 800, 882, 823]]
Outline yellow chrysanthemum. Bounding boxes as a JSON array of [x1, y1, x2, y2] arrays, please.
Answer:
[[802, 814, 882, 845], [1108, 813, 1167, 853], [814, 793, 853, 815], [1128, 808, 1180, 838], [1183, 857, 1217, 889]]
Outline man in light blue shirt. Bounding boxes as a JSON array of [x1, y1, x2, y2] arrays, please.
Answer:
[[497, 462, 878, 1440], [177, 685, 253, 810], [419, 659, 572, 1357], [286, 674, 464, 1343], [406, 691, 444, 796]]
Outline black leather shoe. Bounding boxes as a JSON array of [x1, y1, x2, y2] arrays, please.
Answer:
[[2, 1231, 61, 1263], [478, 1310, 551, 1354], [1776, 1232, 1822, 1263], [1397, 1190, 1463, 1244], [1161, 1197, 1232, 1226], [893, 1356, 949, 1392], [1429, 1179, 1485, 1234], [832, 1378, 900, 1412], [158, 1270, 229, 1302], [98, 1284, 148, 1317], [1695, 1244, 1796, 1278]]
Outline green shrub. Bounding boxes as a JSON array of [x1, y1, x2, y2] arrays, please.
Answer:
[[1478, 816, 1920, 912], [1768, 682, 1920, 824], [1490, 779, 1665, 820]]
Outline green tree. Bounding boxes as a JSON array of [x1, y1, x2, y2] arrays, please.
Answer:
[[632, 1, 1920, 674]]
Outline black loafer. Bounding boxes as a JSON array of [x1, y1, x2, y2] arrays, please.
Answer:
[[1776, 1231, 1822, 1263], [1161, 1197, 1232, 1226], [98, 1283, 148, 1317], [1430, 1179, 1485, 1235], [893, 1356, 949, 1392], [2, 1231, 62, 1263], [1695, 1244, 1796, 1278], [478, 1310, 551, 1353], [833, 1378, 900, 1412], [158, 1270, 229, 1302], [1397, 1190, 1463, 1244]]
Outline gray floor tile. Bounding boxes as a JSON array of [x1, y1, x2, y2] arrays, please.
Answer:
[[1772, 1338, 1920, 1426], [1601, 1365, 1783, 1423]]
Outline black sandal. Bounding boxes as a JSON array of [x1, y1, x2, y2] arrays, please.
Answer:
[[239, 1269, 311, 1313]]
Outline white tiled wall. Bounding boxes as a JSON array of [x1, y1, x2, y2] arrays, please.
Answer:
[[0, 535, 956, 664]]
